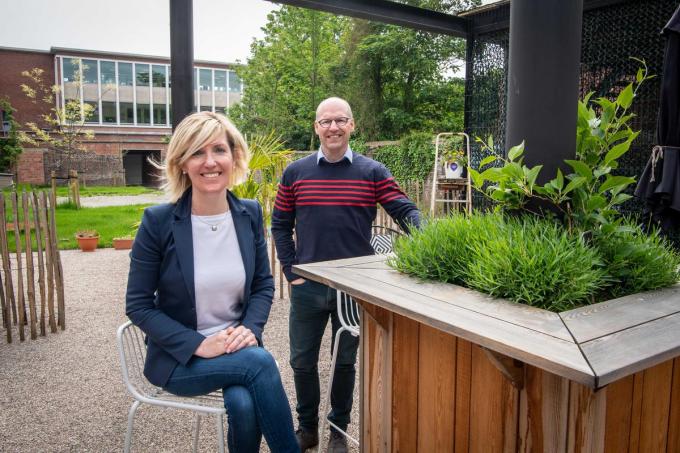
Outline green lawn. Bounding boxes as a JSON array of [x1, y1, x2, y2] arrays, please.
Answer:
[[4, 203, 150, 251]]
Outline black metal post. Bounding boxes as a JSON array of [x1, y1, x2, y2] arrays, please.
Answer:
[[170, 0, 194, 130], [505, 0, 583, 181]]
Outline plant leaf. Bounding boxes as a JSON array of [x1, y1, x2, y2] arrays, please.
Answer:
[[565, 160, 593, 180], [479, 155, 497, 168], [598, 175, 636, 194], [617, 83, 634, 109], [507, 141, 524, 161]]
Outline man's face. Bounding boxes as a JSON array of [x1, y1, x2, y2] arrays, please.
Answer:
[[314, 101, 354, 157]]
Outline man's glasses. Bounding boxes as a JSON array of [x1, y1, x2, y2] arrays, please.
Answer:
[[316, 117, 351, 128]]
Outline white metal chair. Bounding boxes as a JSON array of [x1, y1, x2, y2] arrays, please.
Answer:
[[318, 226, 402, 452], [116, 320, 226, 453]]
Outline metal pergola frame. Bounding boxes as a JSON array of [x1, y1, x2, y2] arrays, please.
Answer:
[[169, 0, 585, 176]]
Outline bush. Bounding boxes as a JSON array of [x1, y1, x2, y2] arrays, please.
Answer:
[[595, 220, 680, 298], [389, 213, 608, 311]]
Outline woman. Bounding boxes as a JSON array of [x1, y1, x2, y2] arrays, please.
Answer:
[[126, 111, 298, 453]]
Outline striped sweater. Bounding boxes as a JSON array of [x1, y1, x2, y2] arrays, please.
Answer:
[[271, 152, 421, 281]]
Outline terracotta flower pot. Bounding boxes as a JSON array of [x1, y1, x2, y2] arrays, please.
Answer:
[[75, 234, 99, 252], [113, 237, 134, 250]]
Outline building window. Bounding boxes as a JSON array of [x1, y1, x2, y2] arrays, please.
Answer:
[[153, 104, 166, 125], [228, 71, 242, 93], [137, 104, 151, 125], [118, 63, 133, 86], [120, 102, 134, 124], [100, 61, 116, 85], [83, 59, 98, 84], [215, 70, 227, 92], [1, 110, 9, 137], [101, 101, 116, 123], [152, 65, 166, 88]]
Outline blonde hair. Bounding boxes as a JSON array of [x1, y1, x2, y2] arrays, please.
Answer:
[[160, 111, 250, 202]]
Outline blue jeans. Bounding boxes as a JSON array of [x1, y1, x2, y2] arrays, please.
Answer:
[[164, 346, 298, 453], [289, 280, 359, 432]]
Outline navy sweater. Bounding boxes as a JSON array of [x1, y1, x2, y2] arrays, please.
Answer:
[[271, 152, 421, 281]]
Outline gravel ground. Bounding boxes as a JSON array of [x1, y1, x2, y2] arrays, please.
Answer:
[[56, 194, 169, 207], [0, 248, 359, 452]]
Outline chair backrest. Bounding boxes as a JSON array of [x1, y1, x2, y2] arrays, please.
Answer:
[[370, 225, 402, 255], [117, 320, 161, 400], [336, 289, 360, 333]]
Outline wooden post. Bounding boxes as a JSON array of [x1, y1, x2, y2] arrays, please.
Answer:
[[47, 191, 65, 330], [11, 192, 26, 341], [22, 191, 37, 340], [39, 192, 57, 333], [32, 191, 47, 336], [0, 193, 16, 338], [50, 171, 57, 209], [69, 170, 80, 209]]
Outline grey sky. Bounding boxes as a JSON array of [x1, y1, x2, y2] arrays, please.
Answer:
[[1, 0, 277, 63]]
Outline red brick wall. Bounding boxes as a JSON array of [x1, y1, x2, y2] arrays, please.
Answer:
[[16, 148, 46, 184], [0, 49, 55, 127]]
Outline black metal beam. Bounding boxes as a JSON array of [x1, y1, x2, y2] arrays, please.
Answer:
[[505, 0, 583, 183], [267, 0, 469, 37], [170, 0, 194, 130]]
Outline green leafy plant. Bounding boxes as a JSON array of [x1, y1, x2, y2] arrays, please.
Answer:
[[469, 59, 653, 235], [0, 98, 23, 172], [389, 213, 607, 311], [373, 132, 435, 183], [439, 135, 467, 167], [231, 131, 293, 225], [75, 229, 98, 239]]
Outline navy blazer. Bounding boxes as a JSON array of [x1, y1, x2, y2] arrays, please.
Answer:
[[125, 189, 274, 387]]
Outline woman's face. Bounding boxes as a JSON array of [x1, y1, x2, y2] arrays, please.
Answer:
[[181, 135, 234, 196]]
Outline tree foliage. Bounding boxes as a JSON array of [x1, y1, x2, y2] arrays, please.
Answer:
[[18, 61, 95, 172], [0, 98, 23, 172], [232, 1, 479, 149]]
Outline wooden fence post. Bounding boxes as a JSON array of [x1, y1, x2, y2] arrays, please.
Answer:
[[11, 192, 26, 341], [32, 191, 47, 336], [22, 191, 37, 340], [47, 191, 65, 330], [0, 193, 16, 341], [50, 171, 57, 209], [69, 170, 80, 209], [39, 192, 57, 333]]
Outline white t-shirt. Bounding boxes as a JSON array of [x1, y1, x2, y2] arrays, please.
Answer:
[[190, 211, 246, 336]]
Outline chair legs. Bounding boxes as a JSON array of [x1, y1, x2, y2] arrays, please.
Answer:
[[216, 413, 225, 453], [319, 326, 357, 453], [192, 414, 201, 453], [124, 400, 141, 453]]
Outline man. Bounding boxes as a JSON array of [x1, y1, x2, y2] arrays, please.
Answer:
[[272, 97, 420, 453]]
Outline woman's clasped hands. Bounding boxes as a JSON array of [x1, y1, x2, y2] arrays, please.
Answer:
[[195, 325, 258, 358]]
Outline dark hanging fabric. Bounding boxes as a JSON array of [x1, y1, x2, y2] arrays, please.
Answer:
[[635, 4, 680, 232]]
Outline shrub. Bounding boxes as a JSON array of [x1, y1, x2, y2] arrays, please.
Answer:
[[390, 213, 607, 311], [595, 220, 680, 298]]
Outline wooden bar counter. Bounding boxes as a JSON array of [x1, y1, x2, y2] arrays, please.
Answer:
[[293, 255, 680, 453]]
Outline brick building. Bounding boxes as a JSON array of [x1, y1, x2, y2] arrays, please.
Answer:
[[0, 46, 244, 186]]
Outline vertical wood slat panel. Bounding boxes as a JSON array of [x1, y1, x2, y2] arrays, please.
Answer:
[[628, 371, 644, 453], [567, 382, 606, 453], [667, 357, 680, 453], [417, 325, 456, 452], [361, 303, 391, 453], [391, 314, 419, 453], [0, 193, 15, 343], [638, 360, 673, 452], [519, 367, 569, 453], [603, 374, 634, 453], [455, 338, 472, 453], [39, 192, 57, 333], [470, 344, 519, 453]]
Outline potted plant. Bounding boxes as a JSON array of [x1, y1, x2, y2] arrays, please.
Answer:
[[112, 236, 134, 250], [440, 143, 467, 179], [75, 230, 99, 252]]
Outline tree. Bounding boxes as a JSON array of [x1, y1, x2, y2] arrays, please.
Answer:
[[0, 98, 23, 172], [230, 7, 346, 150], [18, 59, 95, 173]]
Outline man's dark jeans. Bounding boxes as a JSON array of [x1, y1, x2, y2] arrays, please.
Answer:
[[289, 279, 359, 432]]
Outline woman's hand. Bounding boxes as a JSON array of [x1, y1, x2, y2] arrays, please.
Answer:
[[194, 330, 230, 358], [224, 325, 258, 354]]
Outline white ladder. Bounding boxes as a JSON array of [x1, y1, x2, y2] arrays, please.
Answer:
[[429, 132, 472, 216]]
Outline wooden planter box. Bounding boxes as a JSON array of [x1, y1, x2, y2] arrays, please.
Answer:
[[294, 255, 680, 453]]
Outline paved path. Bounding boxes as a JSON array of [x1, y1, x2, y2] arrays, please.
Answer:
[[57, 193, 168, 207]]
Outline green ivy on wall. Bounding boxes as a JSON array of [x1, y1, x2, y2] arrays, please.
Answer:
[[373, 132, 435, 183], [0, 99, 23, 172]]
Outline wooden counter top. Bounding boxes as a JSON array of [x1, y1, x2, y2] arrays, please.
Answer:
[[294, 255, 680, 389]]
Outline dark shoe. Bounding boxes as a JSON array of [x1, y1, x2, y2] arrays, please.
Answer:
[[327, 430, 348, 453], [295, 428, 319, 452]]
